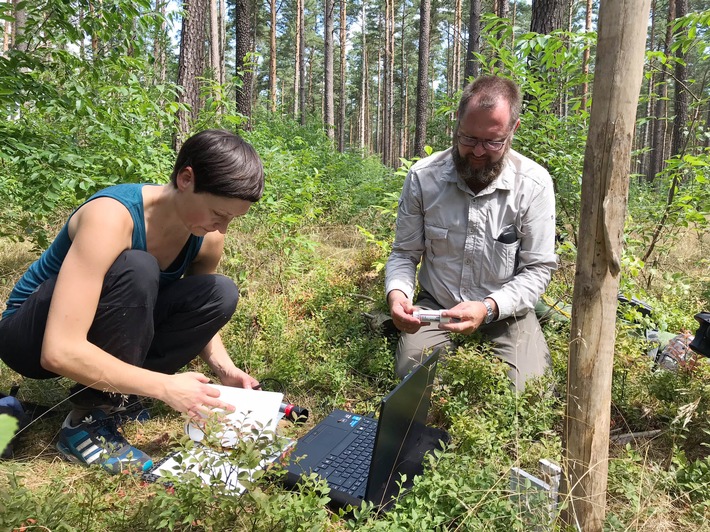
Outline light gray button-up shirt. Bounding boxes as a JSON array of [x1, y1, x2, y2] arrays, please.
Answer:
[[385, 147, 557, 320]]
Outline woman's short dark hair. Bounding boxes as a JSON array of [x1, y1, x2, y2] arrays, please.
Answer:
[[171, 129, 265, 202]]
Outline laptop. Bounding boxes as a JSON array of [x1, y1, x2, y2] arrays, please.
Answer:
[[282, 350, 449, 510]]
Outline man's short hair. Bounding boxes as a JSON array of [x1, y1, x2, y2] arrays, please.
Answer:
[[456, 76, 522, 130]]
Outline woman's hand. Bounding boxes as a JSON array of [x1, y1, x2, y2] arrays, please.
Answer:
[[161, 372, 236, 415], [219, 367, 260, 389]]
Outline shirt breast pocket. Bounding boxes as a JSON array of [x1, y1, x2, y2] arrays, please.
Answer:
[[424, 224, 449, 258], [489, 239, 520, 281]]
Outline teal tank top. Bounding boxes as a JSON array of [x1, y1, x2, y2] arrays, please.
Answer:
[[2, 184, 204, 318]]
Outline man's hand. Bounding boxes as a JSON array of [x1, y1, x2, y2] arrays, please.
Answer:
[[440, 299, 497, 335], [388, 290, 424, 334]]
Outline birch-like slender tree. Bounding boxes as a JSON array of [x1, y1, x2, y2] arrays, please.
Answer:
[[563, 2, 652, 530]]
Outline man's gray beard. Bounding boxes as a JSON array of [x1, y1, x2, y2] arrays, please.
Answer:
[[452, 147, 507, 192]]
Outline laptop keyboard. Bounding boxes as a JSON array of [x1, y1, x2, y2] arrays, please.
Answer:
[[312, 416, 377, 498]]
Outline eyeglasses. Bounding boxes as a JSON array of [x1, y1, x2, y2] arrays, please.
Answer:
[[457, 132, 510, 151]]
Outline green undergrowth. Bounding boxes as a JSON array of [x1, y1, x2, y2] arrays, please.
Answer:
[[1, 117, 710, 530]]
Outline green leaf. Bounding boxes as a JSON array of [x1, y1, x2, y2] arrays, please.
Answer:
[[0, 414, 19, 456]]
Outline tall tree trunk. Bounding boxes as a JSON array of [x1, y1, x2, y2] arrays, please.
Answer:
[[647, 0, 675, 182], [154, 0, 168, 84], [11, 0, 26, 52], [638, 0, 657, 178], [299, 1, 307, 125], [399, 0, 407, 157], [383, 0, 395, 166], [463, 0, 481, 85], [581, 0, 593, 111], [176, 0, 208, 148], [220, 0, 226, 85], [451, 0, 461, 92], [530, 0, 566, 33], [338, 0, 347, 151], [294, 0, 302, 118], [210, 0, 222, 107], [562, 2, 651, 531], [269, 0, 277, 112], [324, 0, 335, 139], [88, 0, 99, 56], [235, 0, 254, 128], [2, 20, 10, 53], [671, 0, 688, 158], [414, 0, 431, 157], [359, 1, 369, 151]]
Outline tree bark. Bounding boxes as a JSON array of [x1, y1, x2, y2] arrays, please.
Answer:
[[338, 0, 347, 151], [235, 0, 254, 128], [154, 0, 168, 84], [463, 0, 481, 85], [294, 0, 302, 118], [210, 0, 222, 106], [451, 0, 461, 92], [359, 1, 369, 151], [531, 0, 566, 34], [671, 0, 688, 158], [562, 1, 652, 531], [414, 0, 431, 157], [269, 0, 277, 112], [324, 0, 335, 139], [581, 0, 592, 112], [299, 0, 307, 125], [176, 0, 208, 149], [647, 0, 675, 182]]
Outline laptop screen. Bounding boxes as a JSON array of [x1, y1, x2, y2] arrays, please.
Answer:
[[366, 350, 439, 506]]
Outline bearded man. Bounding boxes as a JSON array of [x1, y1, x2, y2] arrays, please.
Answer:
[[385, 75, 557, 391]]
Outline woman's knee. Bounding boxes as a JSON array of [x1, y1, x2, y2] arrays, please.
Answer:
[[104, 250, 160, 303], [211, 275, 239, 317]]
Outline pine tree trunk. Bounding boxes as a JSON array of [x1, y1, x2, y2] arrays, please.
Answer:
[[414, 0, 431, 157], [235, 0, 254, 128], [338, 0, 347, 151], [530, 0, 566, 34], [294, 0, 302, 118], [176, 0, 208, 148], [299, 3, 307, 125], [210, 0, 222, 106], [269, 0, 277, 112], [324, 0, 335, 139], [463, 0, 481, 84], [647, 0, 675, 182], [671, 0, 688, 158]]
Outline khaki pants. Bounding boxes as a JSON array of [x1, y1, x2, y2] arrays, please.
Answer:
[[395, 295, 551, 392]]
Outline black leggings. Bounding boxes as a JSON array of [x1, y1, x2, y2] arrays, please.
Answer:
[[0, 250, 239, 406]]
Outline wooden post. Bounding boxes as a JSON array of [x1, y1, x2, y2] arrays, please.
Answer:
[[562, 1, 651, 530]]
